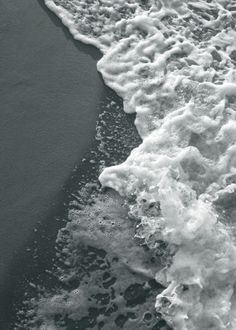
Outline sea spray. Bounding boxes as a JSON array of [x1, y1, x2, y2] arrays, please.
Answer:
[[35, 0, 236, 328]]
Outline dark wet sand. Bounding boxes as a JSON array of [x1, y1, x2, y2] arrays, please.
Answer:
[[0, 0, 107, 325], [0, 0, 104, 281], [0, 1, 142, 329]]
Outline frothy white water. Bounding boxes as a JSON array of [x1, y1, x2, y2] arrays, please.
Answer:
[[45, 0, 236, 329]]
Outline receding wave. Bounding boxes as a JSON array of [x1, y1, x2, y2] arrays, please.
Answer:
[[19, 1, 236, 329]]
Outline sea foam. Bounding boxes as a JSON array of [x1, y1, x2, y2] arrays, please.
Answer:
[[43, 1, 236, 329]]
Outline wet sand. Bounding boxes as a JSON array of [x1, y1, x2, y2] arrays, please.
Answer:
[[0, 0, 104, 281], [0, 1, 143, 328], [0, 0, 107, 325]]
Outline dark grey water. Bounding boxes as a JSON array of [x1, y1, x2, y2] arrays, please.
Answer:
[[0, 0, 104, 282]]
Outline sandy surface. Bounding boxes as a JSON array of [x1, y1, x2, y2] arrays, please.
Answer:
[[0, 0, 104, 280]]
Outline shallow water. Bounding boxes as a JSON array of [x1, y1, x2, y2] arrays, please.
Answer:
[[10, 0, 236, 329]]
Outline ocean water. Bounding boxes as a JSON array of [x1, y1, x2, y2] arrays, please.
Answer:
[[15, 0, 236, 330]]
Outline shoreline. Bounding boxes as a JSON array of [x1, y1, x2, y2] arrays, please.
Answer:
[[0, 0, 112, 327], [5, 87, 140, 329], [1, 2, 141, 328]]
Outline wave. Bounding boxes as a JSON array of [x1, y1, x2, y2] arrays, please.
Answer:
[[30, 0, 236, 329]]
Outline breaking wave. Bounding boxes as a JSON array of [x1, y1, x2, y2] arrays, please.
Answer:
[[24, 0, 236, 329]]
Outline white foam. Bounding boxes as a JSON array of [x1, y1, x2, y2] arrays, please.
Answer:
[[44, 0, 236, 329]]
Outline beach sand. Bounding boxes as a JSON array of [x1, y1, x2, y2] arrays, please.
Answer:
[[0, 0, 105, 326], [0, 1, 152, 329], [0, 0, 103, 280]]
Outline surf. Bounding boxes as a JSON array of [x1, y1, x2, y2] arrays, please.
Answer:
[[25, 1, 236, 329]]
